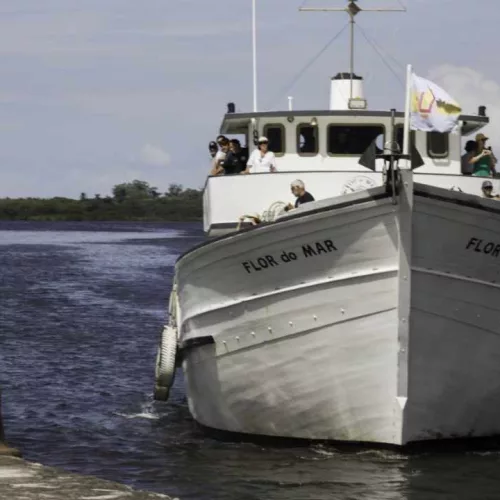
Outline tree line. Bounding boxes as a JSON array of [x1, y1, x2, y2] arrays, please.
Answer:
[[0, 181, 203, 221]]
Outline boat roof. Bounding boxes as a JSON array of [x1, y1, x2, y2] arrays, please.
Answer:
[[220, 110, 489, 136]]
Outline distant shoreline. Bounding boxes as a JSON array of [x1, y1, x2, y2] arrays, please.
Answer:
[[0, 182, 203, 223], [0, 217, 202, 222]]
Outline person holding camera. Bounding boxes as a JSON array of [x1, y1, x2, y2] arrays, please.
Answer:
[[210, 137, 230, 176], [469, 133, 497, 177]]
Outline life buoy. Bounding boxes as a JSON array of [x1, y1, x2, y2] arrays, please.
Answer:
[[154, 324, 177, 401]]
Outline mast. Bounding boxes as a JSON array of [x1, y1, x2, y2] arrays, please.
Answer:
[[252, 0, 257, 112], [299, 1, 406, 103]]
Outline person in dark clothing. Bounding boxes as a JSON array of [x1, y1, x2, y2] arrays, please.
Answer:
[[461, 140, 476, 175], [223, 139, 248, 175], [285, 179, 315, 211]]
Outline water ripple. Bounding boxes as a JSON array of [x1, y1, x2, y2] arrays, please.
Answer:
[[1, 221, 500, 500]]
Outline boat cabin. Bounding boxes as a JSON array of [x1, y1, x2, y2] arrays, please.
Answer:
[[204, 73, 490, 237]]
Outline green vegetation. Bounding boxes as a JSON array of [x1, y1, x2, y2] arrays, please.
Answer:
[[0, 180, 203, 221]]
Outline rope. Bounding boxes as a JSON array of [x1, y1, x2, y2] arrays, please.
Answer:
[[261, 201, 288, 222], [236, 201, 288, 230], [356, 23, 405, 88], [267, 21, 349, 109]]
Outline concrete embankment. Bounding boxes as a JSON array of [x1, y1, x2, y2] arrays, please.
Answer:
[[0, 392, 176, 499], [0, 456, 175, 500]]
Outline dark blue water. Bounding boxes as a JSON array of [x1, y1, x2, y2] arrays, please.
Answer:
[[1, 221, 500, 500]]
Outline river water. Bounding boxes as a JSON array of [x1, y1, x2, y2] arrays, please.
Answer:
[[1, 221, 499, 500]]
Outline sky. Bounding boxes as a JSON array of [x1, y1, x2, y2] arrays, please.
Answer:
[[0, 0, 499, 198]]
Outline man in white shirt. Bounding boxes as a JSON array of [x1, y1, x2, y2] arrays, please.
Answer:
[[242, 136, 278, 174], [210, 137, 230, 176]]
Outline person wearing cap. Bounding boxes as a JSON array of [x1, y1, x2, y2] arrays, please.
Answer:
[[284, 179, 315, 212], [242, 136, 277, 174], [208, 140, 218, 159], [469, 133, 496, 177], [481, 180, 500, 199], [210, 138, 230, 176]]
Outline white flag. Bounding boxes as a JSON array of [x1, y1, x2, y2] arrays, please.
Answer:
[[410, 73, 462, 133]]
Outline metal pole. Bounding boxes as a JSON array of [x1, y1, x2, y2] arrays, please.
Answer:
[[402, 64, 413, 168], [298, 1, 406, 103], [252, 0, 257, 112], [349, 13, 354, 100], [390, 107, 397, 205], [288, 96, 293, 111]]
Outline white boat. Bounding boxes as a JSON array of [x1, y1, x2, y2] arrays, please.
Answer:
[[154, 1, 500, 446]]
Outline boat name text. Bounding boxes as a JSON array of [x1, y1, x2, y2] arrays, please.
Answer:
[[466, 237, 500, 257], [241, 239, 337, 274]]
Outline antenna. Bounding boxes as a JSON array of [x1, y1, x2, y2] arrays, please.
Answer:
[[299, 1, 406, 101]]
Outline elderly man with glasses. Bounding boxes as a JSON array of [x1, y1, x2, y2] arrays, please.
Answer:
[[285, 179, 315, 212]]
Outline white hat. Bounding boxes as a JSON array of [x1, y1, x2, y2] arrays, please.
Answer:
[[291, 179, 305, 188], [258, 136, 268, 143]]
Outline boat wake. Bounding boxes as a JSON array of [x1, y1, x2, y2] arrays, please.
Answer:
[[115, 402, 160, 420]]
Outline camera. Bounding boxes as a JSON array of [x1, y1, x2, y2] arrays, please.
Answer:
[[208, 141, 218, 158]]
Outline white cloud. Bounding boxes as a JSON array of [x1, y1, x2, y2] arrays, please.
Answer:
[[427, 65, 500, 144], [140, 143, 171, 167]]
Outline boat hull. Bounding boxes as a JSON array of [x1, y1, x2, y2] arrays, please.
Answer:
[[174, 183, 500, 446]]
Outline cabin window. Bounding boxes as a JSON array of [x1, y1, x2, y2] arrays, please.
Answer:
[[263, 124, 285, 156], [296, 124, 318, 155], [427, 132, 449, 158], [395, 125, 415, 152], [327, 125, 385, 155]]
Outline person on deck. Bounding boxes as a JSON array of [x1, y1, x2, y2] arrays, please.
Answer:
[[208, 141, 218, 159], [223, 139, 248, 175], [210, 138, 230, 176], [242, 136, 277, 174], [284, 179, 315, 212], [461, 140, 476, 176], [481, 180, 500, 199], [469, 133, 496, 177]]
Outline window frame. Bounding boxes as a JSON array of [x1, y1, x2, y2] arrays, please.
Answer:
[[296, 123, 319, 156], [262, 123, 286, 157], [427, 131, 449, 159], [326, 123, 386, 157]]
